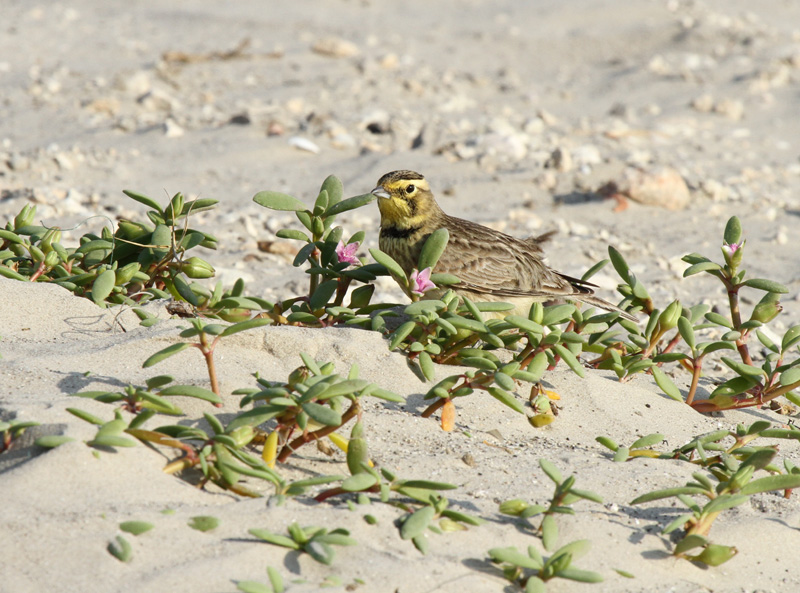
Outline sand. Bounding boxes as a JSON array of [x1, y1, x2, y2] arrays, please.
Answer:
[[2, 1, 800, 592]]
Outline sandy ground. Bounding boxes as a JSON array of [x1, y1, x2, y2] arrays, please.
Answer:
[[2, 1, 800, 592]]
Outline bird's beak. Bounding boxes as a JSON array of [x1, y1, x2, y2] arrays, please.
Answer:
[[371, 186, 390, 199]]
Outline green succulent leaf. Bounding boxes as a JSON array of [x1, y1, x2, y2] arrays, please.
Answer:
[[723, 216, 742, 245], [555, 567, 604, 583], [400, 505, 435, 540], [35, 435, 75, 448], [0, 229, 24, 244], [0, 265, 28, 281], [740, 473, 800, 495], [489, 546, 542, 570], [742, 278, 788, 294], [674, 533, 708, 556], [91, 269, 116, 305], [780, 367, 800, 387], [487, 386, 524, 414], [142, 343, 192, 368], [369, 248, 406, 280], [630, 433, 665, 449], [253, 191, 307, 212], [236, 581, 271, 593], [122, 189, 163, 212], [301, 401, 342, 426], [650, 366, 683, 402], [683, 261, 723, 276], [159, 385, 222, 404], [782, 325, 800, 352], [249, 529, 300, 548], [119, 521, 154, 536], [267, 566, 284, 593], [703, 494, 749, 514], [188, 516, 220, 532], [107, 535, 133, 562], [309, 279, 339, 311], [323, 192, 375, 217], [418, 228, 449, 271], [552, 344, 585, 378], [219, 318, 272, 336], [631, 486, 707, 504], [608, 245, 631, 282], [541, 513, 558, 551], [341, 473, 378, 492]]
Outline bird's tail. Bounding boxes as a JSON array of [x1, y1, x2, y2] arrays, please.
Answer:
[[576, 294, 639, 323]]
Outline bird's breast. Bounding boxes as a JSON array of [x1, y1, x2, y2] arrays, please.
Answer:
[[379, 226, 428, 274]]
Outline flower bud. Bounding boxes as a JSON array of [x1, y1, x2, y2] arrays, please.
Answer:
[[657, 300, 682, 332], [228, 425, 254, 448], [498, 499, 529, 516], [29, 244, 45, 263], [528, 302, 544, 325], [14, 204, 36, 229], [115, 262, 142, 285], [312, 217, 325, 238], [117, 220, 149, 240], [44, 250, 59, 269], [40, 228, 61, 253], [181, 256, 215, 279], [287, 365, 311, 389], [721, 240, 744, 269], [166, 192, 185, 222]]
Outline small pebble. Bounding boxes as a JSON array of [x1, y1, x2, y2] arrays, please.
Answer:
[[311, 37, 359, 58]]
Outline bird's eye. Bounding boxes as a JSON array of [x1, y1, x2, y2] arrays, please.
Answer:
[[405, 184, 415, 194]]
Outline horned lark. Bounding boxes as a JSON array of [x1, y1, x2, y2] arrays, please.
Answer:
[[372, 170, 637, 322]]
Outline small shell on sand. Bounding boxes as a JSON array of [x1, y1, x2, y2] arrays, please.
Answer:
[[288, 136, 320, 154]]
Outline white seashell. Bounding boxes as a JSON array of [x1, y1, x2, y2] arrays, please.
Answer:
[[287, 136, 320, 154]]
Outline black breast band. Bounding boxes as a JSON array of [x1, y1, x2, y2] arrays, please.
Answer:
[[380, 225, 423, 240]]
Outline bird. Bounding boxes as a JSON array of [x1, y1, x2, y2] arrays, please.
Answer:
[[371, 169, 637, 322]]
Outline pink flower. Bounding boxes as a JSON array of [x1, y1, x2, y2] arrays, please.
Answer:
[[335, 240, 360, 266], [410, 267, 435, 296], [723, 242, 741, 255]]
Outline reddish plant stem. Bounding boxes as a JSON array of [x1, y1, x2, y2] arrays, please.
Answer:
[[691, 377, 800, 412], [315, 484, 380, 503], [437, 334, 480, 364], [735, 339, 754, 367], [197, 333, 221, 406], [727, 284, 754, 366], [421, 398, 448, 418], [685, 359, 703, 407], [29, 260, 47, 282], [519, 344, 548, 369], [655, 332, 683, 366]]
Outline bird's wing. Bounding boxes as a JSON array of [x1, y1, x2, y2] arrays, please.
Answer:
[[438, 217, 596, 299]]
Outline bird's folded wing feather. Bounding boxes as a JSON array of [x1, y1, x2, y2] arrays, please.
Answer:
[[439, 218, 596, 298]]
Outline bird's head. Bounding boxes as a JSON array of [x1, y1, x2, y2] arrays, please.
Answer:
[[371, 170, 436, 227]]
